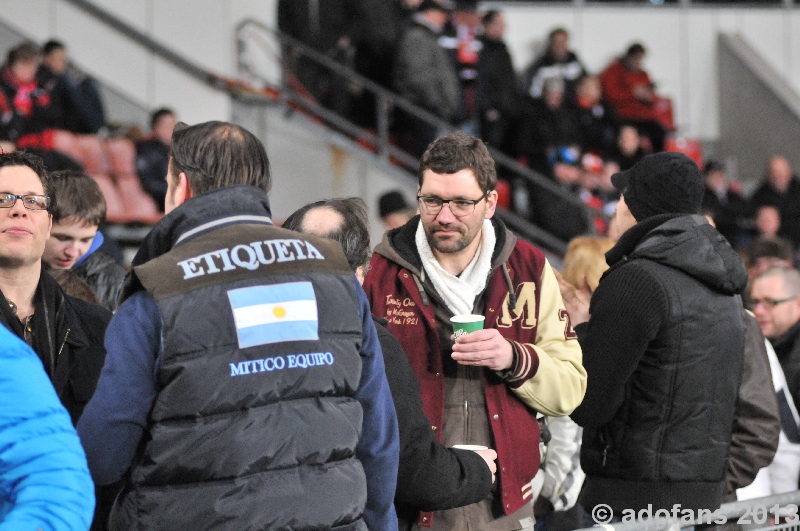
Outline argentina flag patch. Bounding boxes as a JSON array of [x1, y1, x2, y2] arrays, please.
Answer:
[[228, 282, 319, 348]]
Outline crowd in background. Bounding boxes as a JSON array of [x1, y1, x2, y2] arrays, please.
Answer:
[[278, 0, 800, 265]]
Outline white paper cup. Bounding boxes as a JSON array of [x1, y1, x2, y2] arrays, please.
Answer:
[[452, 444, 489, 451]]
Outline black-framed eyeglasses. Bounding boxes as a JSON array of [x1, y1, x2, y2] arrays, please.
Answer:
[[0, 194, 50, 211], [417, 193, 487, 217], [749, 295, 799, 310]]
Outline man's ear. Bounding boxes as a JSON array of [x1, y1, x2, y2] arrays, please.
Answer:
[[484, 189, 498, 219], [176, 172, 193, 207]]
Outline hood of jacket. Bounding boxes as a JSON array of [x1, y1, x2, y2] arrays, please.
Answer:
[[607, 213, 747, 296], [373, 215, 517, 277], [121, 185, 273, 301]]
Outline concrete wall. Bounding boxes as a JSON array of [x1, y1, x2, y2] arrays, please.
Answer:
[[719, 33, 800, 182]]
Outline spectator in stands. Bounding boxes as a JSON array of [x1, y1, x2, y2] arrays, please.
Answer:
[[750, 156, 800, 249], [523, 28, 586, 104], [135, 107, 176, 210], [350, 0, 413, 126], [518, 77, 583, 180], [393, 0, 460, 157], [77, 120, 398, 530], [571, 75, 619, 159], [364, 131, 586, 530], [561, 152, 747, 518], [477, 10, 520, 153], [0, 151, 110, 425], [610, 124, 646, 171], [277, 0, 363, 117], [42, 171, 126, 312], [0, 41, 134, 178], [0, 324, 95, 531], [439, 0, 483, 135], [600, 43, 667, 152], [744, 237, 795, 286], [37, 39, 105, 135], [755, 205, 782, 240], [701, 159, 749, 247], [284, 197, 496, 530], [378, 189, 415, 230]]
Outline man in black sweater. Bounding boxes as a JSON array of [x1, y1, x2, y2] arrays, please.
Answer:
[[283, 196, 496, 529], [560, 152, 748, 520]]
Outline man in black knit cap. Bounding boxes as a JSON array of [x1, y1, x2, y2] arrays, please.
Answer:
[[561, 152, 748, 522]]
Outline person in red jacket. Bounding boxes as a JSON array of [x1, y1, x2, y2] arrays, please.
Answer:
[[600, 43, 667, 152], [363, 131, 586, 530]]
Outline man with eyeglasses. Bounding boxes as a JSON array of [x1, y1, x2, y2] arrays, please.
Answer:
[[0, 150, 110, 424], [751, 266, 800, 408], [363, 131, 586, 530]]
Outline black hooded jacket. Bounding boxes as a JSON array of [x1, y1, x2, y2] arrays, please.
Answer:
[[571, 214, 748, 514]]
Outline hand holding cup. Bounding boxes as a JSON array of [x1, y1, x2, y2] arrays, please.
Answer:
[[450, 314, 514, 371]]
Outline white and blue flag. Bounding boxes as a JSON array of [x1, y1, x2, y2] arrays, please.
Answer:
[[228, 282, 319, 348]]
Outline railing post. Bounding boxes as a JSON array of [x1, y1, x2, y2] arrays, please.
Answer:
[[376, 92, 389, 161]]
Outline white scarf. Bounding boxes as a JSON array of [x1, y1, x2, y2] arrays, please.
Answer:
[[416, 219, 496, 316]]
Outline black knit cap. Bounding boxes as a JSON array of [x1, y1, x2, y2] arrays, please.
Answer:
[[418, 0, 454, 12], [611, 152, 704, 222], [379, 190, 410, 218]]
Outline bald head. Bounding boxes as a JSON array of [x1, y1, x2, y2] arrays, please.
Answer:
[[299, 207, 345, 237], [283, 198, 372, 279], [767, 156, 793, 192]]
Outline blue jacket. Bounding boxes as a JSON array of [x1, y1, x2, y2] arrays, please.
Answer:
[[0, 324, 95, 530]]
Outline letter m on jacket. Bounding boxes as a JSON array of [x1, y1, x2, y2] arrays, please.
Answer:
[[497, 282, 537, 329]]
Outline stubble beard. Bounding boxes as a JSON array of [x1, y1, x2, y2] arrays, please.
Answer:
[[425, 223, 469, 254]]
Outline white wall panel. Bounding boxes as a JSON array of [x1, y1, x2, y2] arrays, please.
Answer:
[[738, 9, 787, 82], [152, 57, 230, 124], [91, 0, 148, 32], [152, 0, 231, 76], [54, 1, 150, 106], [790, 11, 800, 91], [1, 0, 51, 42], [685, 9, 720, 139]]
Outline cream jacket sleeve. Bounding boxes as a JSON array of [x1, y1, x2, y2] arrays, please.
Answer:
[[505, 259, 587, 416]]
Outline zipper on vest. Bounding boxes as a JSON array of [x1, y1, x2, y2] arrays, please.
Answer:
[[58, 329, 71, 362]]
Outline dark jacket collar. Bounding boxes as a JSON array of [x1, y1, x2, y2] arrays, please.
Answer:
[[121, 186, 272, 301], [0, 268, 89, 379], [772, 319, 800, 354], [606, 213, 682, 266], [606, 213, 748, 296]]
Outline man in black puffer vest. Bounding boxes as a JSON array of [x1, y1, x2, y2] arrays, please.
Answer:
[[561, 152, 747, 519], [77, 121, 399, 530]]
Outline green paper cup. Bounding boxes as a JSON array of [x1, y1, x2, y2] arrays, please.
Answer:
[[451, 314, 485, 339]]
